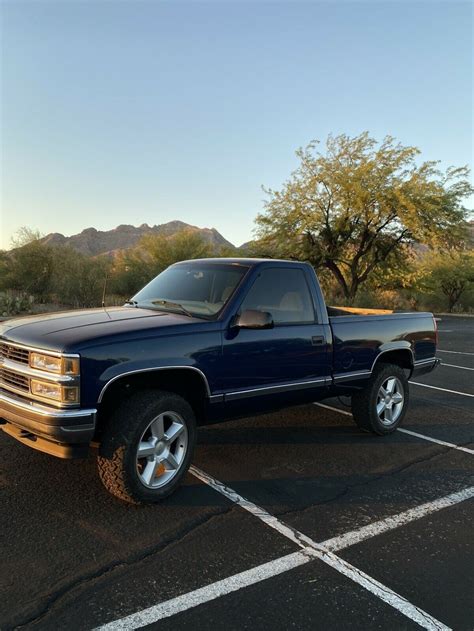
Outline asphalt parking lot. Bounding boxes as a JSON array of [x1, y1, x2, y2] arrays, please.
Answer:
[[1, 315, 473, 631]]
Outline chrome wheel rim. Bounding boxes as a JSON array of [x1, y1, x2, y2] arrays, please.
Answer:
[[136, 411, 188, 489], [376, 377, 404, 426]]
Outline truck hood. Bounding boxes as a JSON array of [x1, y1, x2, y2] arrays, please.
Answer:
[[0, 306, 206, 352]]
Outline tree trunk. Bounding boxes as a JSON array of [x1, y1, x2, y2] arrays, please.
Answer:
[[348, 277, 359, 304], [443, 281, 465, 313], [324, 260, 351, 302]]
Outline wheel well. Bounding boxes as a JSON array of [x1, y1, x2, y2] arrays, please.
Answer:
[[95, 369, 209, 440], [373, 349, 413, 372]]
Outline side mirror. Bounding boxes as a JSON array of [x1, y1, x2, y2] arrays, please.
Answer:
[[234, 309, 274, 329]]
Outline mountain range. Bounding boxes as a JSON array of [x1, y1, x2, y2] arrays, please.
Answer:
[[39, 221, 240, 257], [31, 219, 474, 259]]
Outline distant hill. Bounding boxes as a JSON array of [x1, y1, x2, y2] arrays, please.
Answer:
[[30, 218, 474, 259], [39, 221, 236, 257]]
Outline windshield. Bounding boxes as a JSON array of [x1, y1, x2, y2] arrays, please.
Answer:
[[131, 262, 249, 318]]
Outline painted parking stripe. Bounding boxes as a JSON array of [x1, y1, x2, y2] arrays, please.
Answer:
[[96, 550, 314, 630], [188, 467, 449, 631], [96, 478, 473, 631], [440, 362, 474, 372], [96, 396, 472, 630], [322, 486, 474, 551], [315, 401, 352, 417], [437, 349, 474, 356], [398, 428, 474, 455], [190, 466, 319, 549], [409, 382, 474, 398], [314, 402, 474, 454]]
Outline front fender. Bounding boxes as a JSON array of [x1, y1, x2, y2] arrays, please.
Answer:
[[96, 363, 211, 403]]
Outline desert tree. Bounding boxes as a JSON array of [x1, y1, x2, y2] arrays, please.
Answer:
[[256, 133, 472, 302]]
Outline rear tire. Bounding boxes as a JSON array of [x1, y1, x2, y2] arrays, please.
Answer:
[[351, 363, 409, 435], [97, 390, 196, 504]]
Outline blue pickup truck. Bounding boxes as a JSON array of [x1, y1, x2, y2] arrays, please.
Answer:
[[0, 258, 439, 503]]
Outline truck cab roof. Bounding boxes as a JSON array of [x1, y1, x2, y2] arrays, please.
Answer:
[[174, 257, 309, 267]]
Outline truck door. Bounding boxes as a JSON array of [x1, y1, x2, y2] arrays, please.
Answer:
[[221, 266, 332, 413]]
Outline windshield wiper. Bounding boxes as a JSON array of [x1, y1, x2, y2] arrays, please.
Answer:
[[151, 299, 194, 317], [124, 299, 138, 307]]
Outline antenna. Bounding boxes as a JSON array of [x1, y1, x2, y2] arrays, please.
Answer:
[[102, 270, 109, 309]]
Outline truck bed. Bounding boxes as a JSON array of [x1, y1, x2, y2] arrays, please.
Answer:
[[327, 308, 437, 377], [327, 306, 395, 317]]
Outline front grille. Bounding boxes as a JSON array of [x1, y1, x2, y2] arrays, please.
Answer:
[[0, 367, 30, 393], [0, 342, 30, 365]]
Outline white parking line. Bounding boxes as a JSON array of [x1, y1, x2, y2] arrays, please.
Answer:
[[95, 388, 474, 630], [440, 363, 474, 372], [314, 402, 474, 454], [98, 468, 454, 631], [96, 550, 314, 629], [189, 467, 449, 631], [315, 401, 352, 416], [96, 472, 473, 631], [322, 486, 474, 551], [437, 349, 474, 356], [94, 448, 474, 631], [409, 382, 474, 398], [190, 466, 319, 549], [398, 428, 474, 455]]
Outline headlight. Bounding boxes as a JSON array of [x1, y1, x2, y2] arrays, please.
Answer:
[[31, 380, 80, 403], [30, 353, 79, 375]]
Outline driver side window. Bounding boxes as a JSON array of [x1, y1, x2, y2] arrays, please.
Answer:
[[240, 268, 315, 324]]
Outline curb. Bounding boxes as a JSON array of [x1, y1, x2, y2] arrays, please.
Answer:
[[434, 313, 474, 318]]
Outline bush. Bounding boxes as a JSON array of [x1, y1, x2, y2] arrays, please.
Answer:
[[0, 291, 35, 317], [415, 251, 474, 312]]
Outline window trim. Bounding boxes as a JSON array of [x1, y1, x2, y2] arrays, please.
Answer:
[[236, 266, 318, 326]]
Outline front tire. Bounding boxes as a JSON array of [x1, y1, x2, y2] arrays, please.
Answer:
[[97, 390, 197, 504], [351, 364, 409, 435]]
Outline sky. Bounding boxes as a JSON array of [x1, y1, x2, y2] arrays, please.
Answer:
[[0, 0, 472, 250]]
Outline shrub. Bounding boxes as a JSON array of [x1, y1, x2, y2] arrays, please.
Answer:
[[0, 291, 35, 317]]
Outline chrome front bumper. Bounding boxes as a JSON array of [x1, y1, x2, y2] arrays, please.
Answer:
[[0, 390, 96, 458]]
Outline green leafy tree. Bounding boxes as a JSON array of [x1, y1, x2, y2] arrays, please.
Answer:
[[2, 241, 112, 307], [110, 248, 153, 298], [139, 229, 213, 270], [3, 241, 55, 300], [0, 251, 10, 291], [418, 251, 474, 312], [216, 244, 239, 258], [49, 247, 111, 308], [256, 133, 472, 303], [111, 230, 214, 298], [10, 226, 43, 248], [2, 227, 51, 300]]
